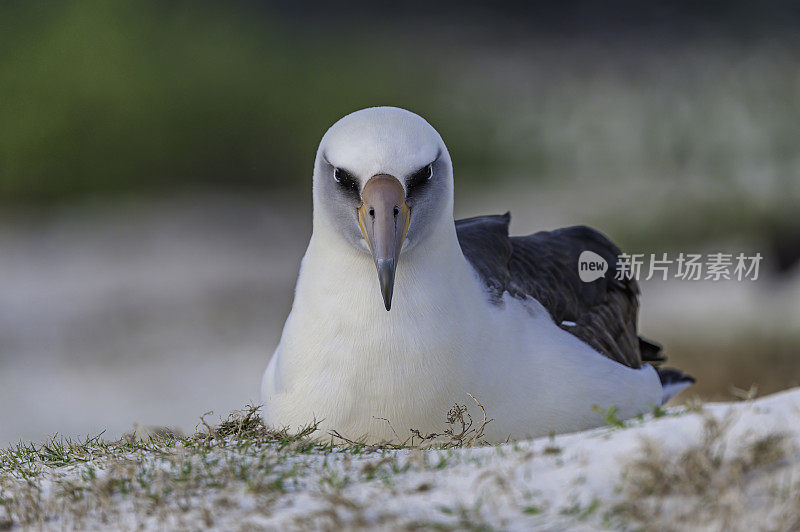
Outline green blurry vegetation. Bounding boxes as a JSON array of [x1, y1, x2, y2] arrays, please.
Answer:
[[0, 0, 448, 200]]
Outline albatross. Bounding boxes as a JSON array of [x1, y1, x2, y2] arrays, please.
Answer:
[[261, 106, 693, 443]]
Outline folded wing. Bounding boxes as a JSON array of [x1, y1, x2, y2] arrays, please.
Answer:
[[455, 213, 663, 369]]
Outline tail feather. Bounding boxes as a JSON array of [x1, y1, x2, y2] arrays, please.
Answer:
[[657, 367, 695, 404]]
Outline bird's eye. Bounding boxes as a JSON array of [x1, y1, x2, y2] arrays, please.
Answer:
[[406, 164, 433, 199], [333, 167, 355, 186], [332, 167, 361, 202]]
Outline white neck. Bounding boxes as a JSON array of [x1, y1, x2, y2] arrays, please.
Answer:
[[299, 215, 484, 335], [269, 213, 491, 413]]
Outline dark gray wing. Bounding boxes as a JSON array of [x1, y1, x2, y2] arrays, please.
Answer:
[[456, 213, 663, 369]]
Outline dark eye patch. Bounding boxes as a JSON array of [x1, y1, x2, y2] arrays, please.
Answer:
[[333, 167, 361, 203], [406, 164, 432, 200]]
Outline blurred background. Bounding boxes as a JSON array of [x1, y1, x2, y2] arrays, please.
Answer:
[[1, 0, 799, 445]]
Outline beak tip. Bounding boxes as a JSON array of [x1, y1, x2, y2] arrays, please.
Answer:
[[376, 259, 396, 312]]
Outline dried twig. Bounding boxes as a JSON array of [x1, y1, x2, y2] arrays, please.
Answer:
[[328, 430, 402, 451], [464, 393, 493, 446], [373, 417, 402, 442]]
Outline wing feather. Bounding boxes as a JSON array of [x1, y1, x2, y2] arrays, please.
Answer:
[[456, 213, 654, 368]]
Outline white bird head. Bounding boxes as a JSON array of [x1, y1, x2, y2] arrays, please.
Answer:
[[312, 107, 454, 311]]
